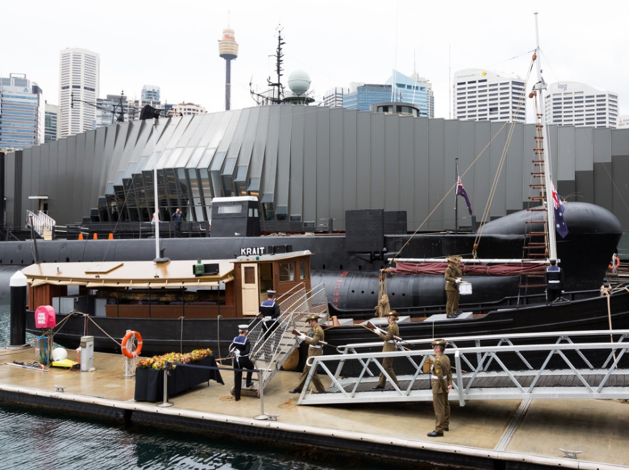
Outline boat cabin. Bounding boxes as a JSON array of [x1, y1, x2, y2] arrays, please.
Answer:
[[22, 250, 313, 319]]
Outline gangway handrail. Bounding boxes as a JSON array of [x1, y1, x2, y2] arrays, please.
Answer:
[[335, 329, 629, 352], [298, 334, 629, 406], [244, 283, 329, 394]]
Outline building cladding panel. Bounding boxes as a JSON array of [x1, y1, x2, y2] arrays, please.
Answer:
[[544, 81, 618, 129], [4, 105, 629, 233]]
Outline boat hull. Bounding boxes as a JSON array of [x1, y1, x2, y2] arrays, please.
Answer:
[[26, 288, 629, 357]]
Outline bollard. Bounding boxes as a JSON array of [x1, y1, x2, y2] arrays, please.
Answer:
[[108, 233, 113, 240], [10, 271, 27, 346], [78, 233, 83, 240], [93, 233, 98, 240]]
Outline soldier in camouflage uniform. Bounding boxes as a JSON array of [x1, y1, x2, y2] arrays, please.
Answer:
[[428, 338, 452, 437], [444, 256, 463, 318], [289, 314, 326, 394], [373, 311, 401, 390]]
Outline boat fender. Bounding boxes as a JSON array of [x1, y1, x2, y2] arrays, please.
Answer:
[[121, 330, 143, 358]]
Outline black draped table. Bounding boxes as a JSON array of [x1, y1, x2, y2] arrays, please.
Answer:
[[134, 356, 223, 402]]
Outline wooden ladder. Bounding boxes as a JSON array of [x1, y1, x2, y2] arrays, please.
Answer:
[[520, 118, 549, 291]]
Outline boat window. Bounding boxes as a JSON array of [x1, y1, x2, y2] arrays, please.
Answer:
[[279, 262, 295, 281], [218, 204, 242, 214], [259, 263, 273, 293], [300, 261, 307, 280], [244, 266, 256, 284]]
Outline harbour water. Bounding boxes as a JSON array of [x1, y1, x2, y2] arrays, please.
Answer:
[[0, 296, 421, 470]]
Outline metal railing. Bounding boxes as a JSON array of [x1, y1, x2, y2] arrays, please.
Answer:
[[26, 210, 56, 238], [297, 330, 629, 405], [241, 284, 329, 393]]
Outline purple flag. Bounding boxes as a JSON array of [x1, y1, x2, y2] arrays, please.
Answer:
[[456, 177, 473, 216], [551, 183, 569, 238]]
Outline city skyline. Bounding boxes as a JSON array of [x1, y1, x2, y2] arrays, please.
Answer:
[[2, 0, 627, 121]]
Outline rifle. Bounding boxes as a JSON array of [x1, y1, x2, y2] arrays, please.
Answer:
[[366, 321, 403, 342], [292, 329, 329, 346]]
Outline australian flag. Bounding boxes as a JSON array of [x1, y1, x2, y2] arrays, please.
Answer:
[[551, 183, 569, 238], [456, 177, 474, 216]]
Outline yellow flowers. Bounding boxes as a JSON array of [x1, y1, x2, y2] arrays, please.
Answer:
[[136, 349, 213, 370]]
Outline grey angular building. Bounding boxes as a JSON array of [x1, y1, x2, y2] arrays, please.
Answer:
[[3, 105, 629, 235]]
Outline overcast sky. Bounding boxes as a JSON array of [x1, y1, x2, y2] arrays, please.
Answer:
[[3, 0, 628, 120]]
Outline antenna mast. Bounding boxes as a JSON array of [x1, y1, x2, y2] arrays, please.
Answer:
[[267, 26, 285, 104]]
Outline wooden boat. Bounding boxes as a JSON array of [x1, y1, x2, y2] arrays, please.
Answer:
[[23, 251, 314, 355]]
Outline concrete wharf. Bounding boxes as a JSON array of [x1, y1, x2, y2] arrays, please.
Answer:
[[0, 348, 626, 470]]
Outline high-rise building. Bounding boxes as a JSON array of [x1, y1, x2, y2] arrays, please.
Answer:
[[322, 87, 349, 107], [341, 71, 434, 117], [167, 102, 206, 116], [544, 81, 618, 129], [453, 69, 526, 123], [388, 71, 434, 118], [0, 73, 45, 150], [45, 103, 58, 143], [58, 48, 100, 139], [141, 85, 160, 104], [95, 94, 129, 128]]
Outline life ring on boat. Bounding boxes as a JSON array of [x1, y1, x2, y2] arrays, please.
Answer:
[[609, 255, 620, 270], [121, 330, 143, 358]]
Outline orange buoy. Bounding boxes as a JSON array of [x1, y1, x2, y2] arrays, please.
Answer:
[[93, 233, 98, 240], [78, 233, 83, 240], [108, 233, 113, 240]]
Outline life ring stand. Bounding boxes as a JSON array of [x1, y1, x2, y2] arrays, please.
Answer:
[[121, 330, 143, 358]]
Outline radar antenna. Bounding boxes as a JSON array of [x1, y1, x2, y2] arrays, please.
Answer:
[[250, 25, 286, 105]]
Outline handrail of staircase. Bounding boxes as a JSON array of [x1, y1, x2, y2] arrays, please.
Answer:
[[26, 210, 43, 237], [37, 210, 56, 232]]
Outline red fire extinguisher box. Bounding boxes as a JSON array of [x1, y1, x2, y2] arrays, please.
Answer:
[[35, 305, 57, 328]]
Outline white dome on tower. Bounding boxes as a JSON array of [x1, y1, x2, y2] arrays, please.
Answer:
[[288, 70, 311, 96]]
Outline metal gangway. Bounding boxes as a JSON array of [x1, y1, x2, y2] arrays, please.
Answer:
[[26, 210, 56, 240], [237, 283, 329, 395], [296, 330, 629, 405]]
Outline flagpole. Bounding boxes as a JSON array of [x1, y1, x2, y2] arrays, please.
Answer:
[[454, 157, 459, 234]]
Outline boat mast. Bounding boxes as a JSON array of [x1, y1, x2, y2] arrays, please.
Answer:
[[454, 157, 459, 234], [533, 12, 557, 261], [152, 121, 161, 261]]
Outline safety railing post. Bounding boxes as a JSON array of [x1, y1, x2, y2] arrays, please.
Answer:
[[455, 350, 466, 407], [157, 361, 174, 407]]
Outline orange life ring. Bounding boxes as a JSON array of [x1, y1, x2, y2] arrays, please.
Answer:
[[609, 256, 620, 270], [121, 330, 143, 358]]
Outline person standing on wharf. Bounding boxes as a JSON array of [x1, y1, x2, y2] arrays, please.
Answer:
[[229, 324, 254, 401], [428, 339, 452, 437]]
